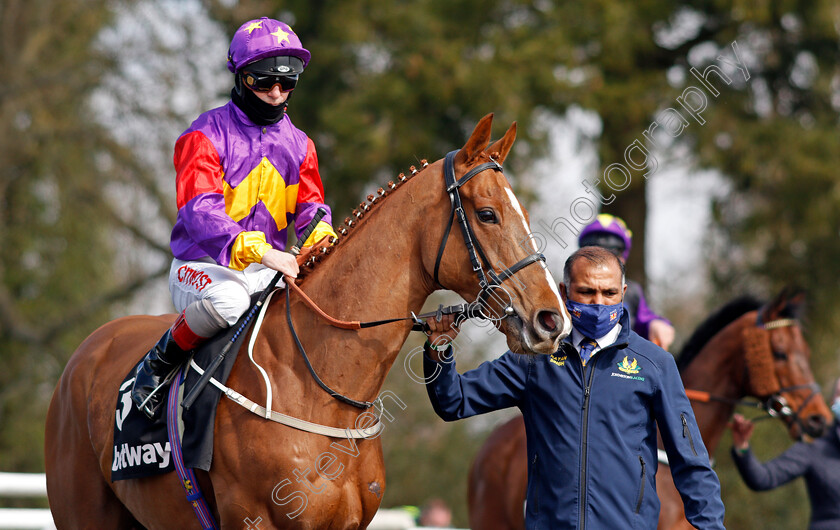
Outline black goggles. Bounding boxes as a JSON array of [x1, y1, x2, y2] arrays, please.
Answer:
[[579, 234, 626, 256], [241, 71, 299, 92]]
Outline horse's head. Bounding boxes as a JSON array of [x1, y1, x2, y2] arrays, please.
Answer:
[[742, 287, 832, 439], [421, 114, 571, 355]]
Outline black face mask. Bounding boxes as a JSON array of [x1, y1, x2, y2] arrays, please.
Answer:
[[231, 76, 287, 125]]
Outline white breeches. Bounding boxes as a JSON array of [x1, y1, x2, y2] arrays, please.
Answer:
[[168, 258, 284, 332]]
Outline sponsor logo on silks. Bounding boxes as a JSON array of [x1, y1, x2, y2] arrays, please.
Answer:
[[610, 309, 618, 322], [112, 442, 171, 472], [177, 264, 213, 292], [550, 353, 567, 367]]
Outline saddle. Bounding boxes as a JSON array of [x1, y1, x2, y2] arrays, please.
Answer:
[[110, 297, 258, 482], [110, 236, 335, 481]]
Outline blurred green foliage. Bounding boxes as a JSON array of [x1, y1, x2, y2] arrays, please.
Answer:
[[0, 0, 118, 473]]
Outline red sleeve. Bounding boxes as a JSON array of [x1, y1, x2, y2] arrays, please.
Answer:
[[297, 138, 326, 204], [174, 131, 224, 210]]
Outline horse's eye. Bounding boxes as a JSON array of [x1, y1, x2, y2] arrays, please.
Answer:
[[772, 350, 788, 361], [477, 209, 498, 223]]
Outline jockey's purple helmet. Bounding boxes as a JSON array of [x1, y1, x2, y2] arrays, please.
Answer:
[[578, 214, 633, 262], [227, 18, 310, 73]]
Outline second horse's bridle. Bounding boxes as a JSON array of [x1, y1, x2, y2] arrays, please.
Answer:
[[685, 314, 822, 439]]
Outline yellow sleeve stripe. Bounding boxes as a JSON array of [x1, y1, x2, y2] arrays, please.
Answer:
[[229, 231, 273, 270], [303, 221, 338, 247]]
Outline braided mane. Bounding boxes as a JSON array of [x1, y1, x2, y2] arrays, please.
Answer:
[[300, 147, 506, 277], [299, 159, 431, 275]]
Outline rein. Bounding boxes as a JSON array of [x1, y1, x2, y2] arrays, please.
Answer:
[[285, 286, 374, 409], [685, 384, 819, 417], [284, 281, 466, 411], [187, 287, 384, 439], [286, 279, 473, 331]]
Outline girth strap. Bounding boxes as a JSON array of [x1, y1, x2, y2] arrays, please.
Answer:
[[167, 369, 219, 529]]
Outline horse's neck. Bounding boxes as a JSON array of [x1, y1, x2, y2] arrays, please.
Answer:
[[261, 179, 437, 415], [679, 320, 748, 453], [303, 196, 435, 336]]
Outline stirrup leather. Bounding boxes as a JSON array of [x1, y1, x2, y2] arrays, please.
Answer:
[[135, 367, 180, 417]]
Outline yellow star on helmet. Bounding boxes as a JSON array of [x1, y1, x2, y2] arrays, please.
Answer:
[[245, 21, 263, 34], [271, 27, 290, 44]]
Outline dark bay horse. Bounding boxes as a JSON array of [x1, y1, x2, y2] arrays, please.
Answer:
[[467, 288, 831, 530], [45, 114, 571, 529], [657, 289, 830, 529]]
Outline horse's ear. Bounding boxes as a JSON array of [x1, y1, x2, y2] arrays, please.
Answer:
[[781, 287, 807, 319], [457, 113, 494, 165], [486, 121, 517, 165], [763, 285, 806, 320]]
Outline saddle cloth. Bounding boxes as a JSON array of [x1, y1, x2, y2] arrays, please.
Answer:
[[110, 299, 257, 481]]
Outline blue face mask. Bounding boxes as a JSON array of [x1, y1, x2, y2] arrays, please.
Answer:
[[565, 299, 624, 339], [831, 398, 840, 421]]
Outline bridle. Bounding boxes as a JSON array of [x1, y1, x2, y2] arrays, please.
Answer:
[[432, 149, 547, 319], [685, 313, 821, 438], [752, 312, 821, 435]]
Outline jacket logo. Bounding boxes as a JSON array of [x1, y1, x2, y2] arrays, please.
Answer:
[[617, 356, 640, 374], [550, 353, 567, 367]]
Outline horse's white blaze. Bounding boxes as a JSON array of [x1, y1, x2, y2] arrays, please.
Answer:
[[502, 188, 567, 323]]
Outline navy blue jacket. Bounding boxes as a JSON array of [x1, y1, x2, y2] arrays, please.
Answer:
[[424, 312, 725, 529], [732, 422, 840, 530]]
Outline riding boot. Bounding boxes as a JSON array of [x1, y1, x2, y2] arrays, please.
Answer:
[[131, 312, 204, 418]]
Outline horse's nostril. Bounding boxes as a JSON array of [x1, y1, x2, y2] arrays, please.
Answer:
[[537, 310, 559, 333], [809, 415, 826, 427]]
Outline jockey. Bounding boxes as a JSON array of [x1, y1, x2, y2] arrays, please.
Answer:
[[578, 214, 675, 350], [132, 17, 337, 417]]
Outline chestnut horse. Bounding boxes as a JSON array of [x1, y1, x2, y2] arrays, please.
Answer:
[[45, 114, 571, 529], [467, 288, 831, 530]]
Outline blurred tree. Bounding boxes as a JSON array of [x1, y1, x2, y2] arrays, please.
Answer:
[[0, 0, 180, 473], [690, 1, 840, 375], [0, 0, 118, 473], [208, 0, 580, 217], [687, 3, 840, 526]]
